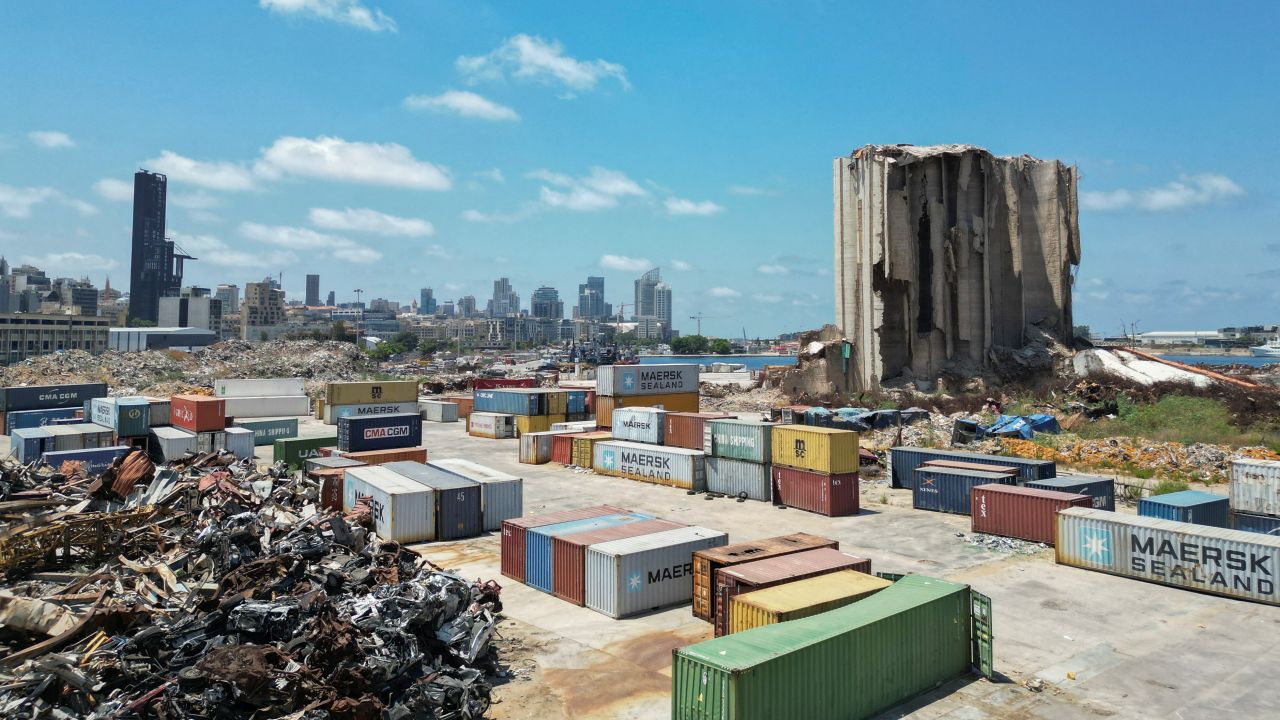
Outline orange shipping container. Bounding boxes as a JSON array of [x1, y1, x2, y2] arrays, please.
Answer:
[[339, 446, 428, 465], [170, 394, 226, 433], [445, 395, 475, 418], [664, 412, 734, 449], [596, 392, 699, 428]]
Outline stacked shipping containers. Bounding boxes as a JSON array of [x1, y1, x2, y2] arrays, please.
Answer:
[[665, 412, 733, 449], [322, 381, 419, 425], [1228, 458, 1280, 535], [914, 467, 1019, 515], [726, 570, 892, 634], [383, 461, 483, 540], [337, 413, 422, 453], [610, 407, 666, 444], [770, 426, 860, 516], [501, 505, 628, 582], [472, 388, 567, 437], [594, 364, 700, 428], [216, 378, 311, 419], [704, 419, 773, 502], [712, 548, 872, 636], [889, 446, 1056, 489], [571, 431, 612, 466], [692, 533, 840, 624], [1026, 475, 1116, 511]]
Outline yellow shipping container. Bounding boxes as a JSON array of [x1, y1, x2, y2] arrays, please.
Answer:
[[596, 392, 699, 426], [325, 380, 419, 406], [544, 391, 568, 416], [572, 431, 613, 466], [770, 425, 859, 474], [727, 570, 892, 634], [516, 414, 566, 437]]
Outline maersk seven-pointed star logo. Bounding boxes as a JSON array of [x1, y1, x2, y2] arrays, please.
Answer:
[[627, 573, 643, 592], [1080, 527, 1112, 565], [602, 451, 617, 470], [622, 371, 637, 390]]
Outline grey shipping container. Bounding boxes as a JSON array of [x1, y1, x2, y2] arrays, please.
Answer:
[[324, 401, 420, 425], [429, 458, 523, 531], [305, 456, 367, 474], [233, 418, 299, 446], [706, 457, 772, 502], [593, 440, 707, 491], [610, 407, 666, 444], [11, 427, 53, 463], [890, 446, 1056, 489], [0, 382, 107, 412], [420, 400, 459, 423], [149, 426, 196, 463], [596, 364, 700, 397], [342, 465, 436, 543], [143, 397, 171, 426], [1026, 475, 1116, 511], [47, 424, 114, 452], [1229, 458, 1280, 517], [383, 461, 483, 540], [585, 526, 729, 618], [196, 431, 227, 454], [223, 427, 256, 460], [224, 396, 312, 418], [703, 419, 773, 463]]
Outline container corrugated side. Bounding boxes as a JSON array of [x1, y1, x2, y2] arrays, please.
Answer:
[[223, 427, 256, 460], [552, 518, 683, 605], [519, 431, 554, 464], [4, 407, 80, 434], [593, 440, 706, 491], [1229, 458, 1280, 516], [274, 436, 340, 470], [525, 512, 654, 593], [337, 413, 422, 453], [515, 414, 566, 437], [1233, 511, 1280, 536], [727, 570, 892, 634], [703, 419, 773, 463], [585, 526, 728, 618], [597, 364, 700, 397], [672, 575, 972, 720], [713, 548, 872, 636], [468, 412, 515, 439], [971, 484, 1091, 545], [383, 461, 483, 540], [339, 447, 428, 466], [233, 418, 298, 446], [1026, 476, 1116, 511], [500, 505, 629, 582], [692, 533, 840, 623], [429, 458, 523, 531], [610, 408, 666, 444], [551, 433, 577, 464], [144, 397, 170, 426], [223, 396, 311, 419], [572, 432, 612, 466], [665, 412, 733, 450], [1138, 490, 1230, 528], [215, 378, 306, 398], [771, 466, 859, 517], [770, 426, 859, 474], [890, 446, 1057, 489], [11, 428, 53, 463], [473, 389, 542, 416], [323, 402, 419, 425], [343, 466, 436, 543], [1056, 507, 1280, 605], [42, 446, 130, 475], [420, 400, 459, 423], [326, 380, 418, 406], [0, 382, 107, 412], [706, 457, 771, 501], [149, 426, 196, 463], [596, 393, 699, 427], [914, 467, 1018, 515]]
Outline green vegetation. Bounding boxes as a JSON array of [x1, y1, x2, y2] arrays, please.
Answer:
[[366, 330, 421, 361], [616, 332, 659, 348], [671, 335, 709, 354], [1073, 324, 1091, 340], [127, 318, 156, 328], [418, 339, 441, 356], [709, 338, 733, 355], [1150, 479, 1190, 496], [1076, 394, 1280, 450]]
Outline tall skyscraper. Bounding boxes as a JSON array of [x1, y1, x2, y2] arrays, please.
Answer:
[[458, 295, 477, 318], [419, 288, 437, 315], [127, 170, 180, 324], [215, 284, 239, 314], [305, 274, 320, 306], [326, 290, 335, 306], [531, 286, 564, 319], [575, 275, 612, 320], [489, 277, 520, 317], [634, 268, 672, 338]]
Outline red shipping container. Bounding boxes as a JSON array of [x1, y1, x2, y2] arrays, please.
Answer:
[[444, 395, 474, 418], [971, 483, 1091, 545], [472, 378, 537, 390], [170, 394, 226, 433], [501, 505, 628, 582], [339, 446, 428, 466], [311, 468, 347, 510], [551, 519, 684, 605], [713, 548, 871, 636], [551, 432, 586, 465], [664, 412, 734, 449], [771, 466, 860, 517], [317, 446, 338, 458]]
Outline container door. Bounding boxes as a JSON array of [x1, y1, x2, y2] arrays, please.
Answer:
[[971, 590, 994, 679]]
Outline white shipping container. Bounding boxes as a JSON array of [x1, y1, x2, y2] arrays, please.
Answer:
[[1056, 507, 1280, 605], [518, 431, 557, 464], [196, 431, 226, 454], [610, 408, 666, 444], [585, 526, 729, 618], [429, 458, 523, 531], [1230, 458, 1280, 516], [150, 426, 196, 462], [223, 427, 255, 460], [144, 397, 171, 426], [419, 400, 459, 423], [596, 364, 700, 397], [322, 401, 418, 425], [551, 420, 597, 431], [592, 440, 706, 491], [215, 378, 306, 398], [342, 465, 437, 543], [224, 396, 312, 419], [468, 412, 515, 439], [706, 457, 771, 502]]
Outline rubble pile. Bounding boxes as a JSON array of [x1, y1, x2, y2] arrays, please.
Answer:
[[698, 385, 786, 414], [988, 437, 1280, 483], [958, 532, 1047, 555], [0, 450, 503, 719]]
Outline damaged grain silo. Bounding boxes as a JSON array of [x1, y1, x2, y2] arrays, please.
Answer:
[[833, 144, 1080, 389]]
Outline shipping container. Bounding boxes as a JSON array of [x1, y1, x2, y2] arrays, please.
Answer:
[[706, 457, 771, 502], [143, 397, 171, 426], [41, 446, 130, 475], [525, 512, 655, 592], [665, 412, 734, 450], [519, 430, 562, 464], [170, 395, 227, 433], [545, 390, 567, 416], [149, 426, 196, 463], [772, 466, 859, 516], [89, 397, 151, 437], [971, 484, 1091, 544], [552, 519, 684, 605], [703, 419, 773, 463], [515, 414, 566, 437], [551, 432, 579, 465], [4, 407, 80, 434], [306, 456, 366, 474], [419, 400, 459, 423], [890, 446, 1056, 489], [921, 459, 1019, 476], [323, 401, 419, 425], [273, 435, 338, 471], [586, 526, 729, 618], [312, 468, 348, 511], [728, 570, 893, 635], [214, 377, 306, 398], [771, 426, 859, 475], [471, 378, 537, 390], [1229, 458, 1280, 517], [223, 395, 312, 418], [1233, 511, 1280, 536], [1057, 507, 1280, 605], [713, 548, 872, 636], [325, 380, 419, 406], [563, 390, 588, 415], [596, 364, 700, 396], [0, 382, 107, 412], [429, 458, 523, 531], [1138, 490, 1230, 528], [223, 427, 255, 460], [468, 412, 516, 439], [1025, 475, 1116, 511], [339, 447, 428, 465], [551, 420, 596, 432], [572, 432, 612, 467], [342, 465, 436, 543], [46, 424, 114, 452], [500, 505, 628, 582], [692, 533, 839, 623], [673, 575, 978, 720], [11, 427, 53, 463], [383, 461, 483, 540], [593, 440, 707, 491], [443, 395, 474, 418], [233, 418, 298, 446], [338, 413, 422, 453], [595, 392, 700, 428], [610, 407, 666, 444], [473, 389, 543, 416], [914, 467, 1019, 515], [195, 431, 227, 455]]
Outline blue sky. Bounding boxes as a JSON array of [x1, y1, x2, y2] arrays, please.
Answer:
[[1, 1, 1277, 338]]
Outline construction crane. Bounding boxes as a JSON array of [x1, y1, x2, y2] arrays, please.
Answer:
[[688, 312, 723, 336]]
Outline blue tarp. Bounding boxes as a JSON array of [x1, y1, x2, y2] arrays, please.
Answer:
[[977, 414, 1061, 440]]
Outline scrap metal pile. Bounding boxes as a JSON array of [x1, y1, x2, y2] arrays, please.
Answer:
[[0, 450, 503, 719]]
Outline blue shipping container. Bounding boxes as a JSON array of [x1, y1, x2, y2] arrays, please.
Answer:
[[42, 446, 130, 475], [890, 446, 1057, 489], [234, 418, 299, 446], [565, 390, 588, 415], [337, 413, 422, 453], [1026, 476, 1116, 511], [0, 382, 108, 412], [913, 467, 1018, 515], [473, 389, 543, 416], [5, 407, 80, 434], [383, 461, 483, 540], [1138, 490, 1230, 528], [1232, 511, 1280, 536], [88, 397, 151, 437], [11, 427, 54, 464], [524, 512, 653, 592]]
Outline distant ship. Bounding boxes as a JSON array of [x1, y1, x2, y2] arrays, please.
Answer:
[[1250, 339, 1280, 357]]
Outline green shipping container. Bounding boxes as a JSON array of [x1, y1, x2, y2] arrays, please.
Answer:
[[672, 575, 988, 720], [274, 435, 338, 471], [235, 418, 299, 446]]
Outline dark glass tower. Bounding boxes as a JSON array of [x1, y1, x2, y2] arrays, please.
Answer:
[[127, 170, 176, 324]]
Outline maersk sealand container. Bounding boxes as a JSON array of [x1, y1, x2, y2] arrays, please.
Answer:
[[524, 512, 654, 593]]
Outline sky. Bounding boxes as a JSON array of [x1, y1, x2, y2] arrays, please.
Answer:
[[1, 1, 1277, 339]]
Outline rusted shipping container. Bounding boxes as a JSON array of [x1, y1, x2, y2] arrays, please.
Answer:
[[771, 466, 859, 516], [170, 394, 226, 433], [971, 483, 1091, 544], [443, 395, 474, 418], [713, 548, 872, 636], [692, 533, 839, 623], [595, 392, 699, 428], [727, 570, 892, 634], [551, 518, 683, 605], [338, 446, 428, 465], [551, 432, 580, 465], [313, 468, 347, 510], [500, 505, 628, 582], [665, 412, 734, 449], [921, 459, 1019, 476]]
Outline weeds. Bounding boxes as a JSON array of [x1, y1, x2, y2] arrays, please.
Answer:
[[1150, 480, 1190, 496]]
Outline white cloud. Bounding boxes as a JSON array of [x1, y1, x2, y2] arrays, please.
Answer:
[[20, 252, 118, 273], [1082, 173, 1244, 212], [171, 230, 297, 268], [474, 168, 505, 183], [0, 184, 95, 217], [753, 293, 782, 304], [170, 191, 221, 210], [708, 286, 741, 298], [309, 207, 434, 237], [425, 244, 451, 259], [531, 166, 645, 212], [728, 185, 777, 196], [404, 90, 519, 121], [66, 198, 98, 216], [239, 222, 382, 263], [28, 131, 74, 149], [671, 259, 693, 271], [146, 150, 257, 191], [259, 0, 396, 32], [665, 197, 724, 216], [93, 178, 134, 202], [756, 263, 789, 275], [256, 136, 451, 190], [462, 207, 535, 223], [600, 254, 652, 272], [457, 34, 629, 93]]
